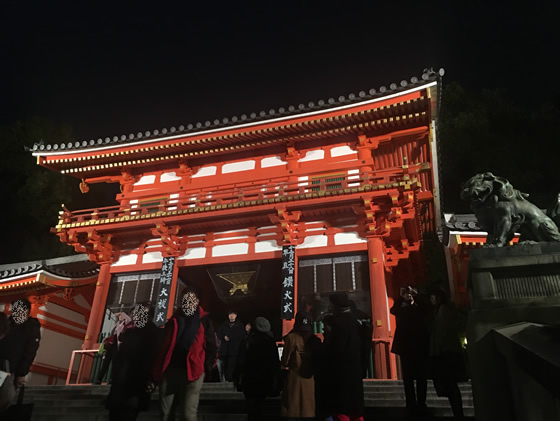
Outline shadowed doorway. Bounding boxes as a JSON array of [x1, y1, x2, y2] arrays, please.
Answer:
[[178, 259, 283, 339]]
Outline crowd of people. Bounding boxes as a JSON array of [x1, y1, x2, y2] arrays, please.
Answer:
[[233, 292, 369, 421], [0, 283, 467, 421], [101, 288, 372, 421]]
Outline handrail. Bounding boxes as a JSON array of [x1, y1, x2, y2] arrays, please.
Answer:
[[65, 348, 99, 385], [58, 164, 431, 227]]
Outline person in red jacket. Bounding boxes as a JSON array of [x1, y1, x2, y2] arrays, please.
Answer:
[[149, 287, 217, 421]]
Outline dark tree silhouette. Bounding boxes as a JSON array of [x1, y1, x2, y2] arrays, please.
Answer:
[[0, 117, 118, 264], [439, 82, 560, 214]]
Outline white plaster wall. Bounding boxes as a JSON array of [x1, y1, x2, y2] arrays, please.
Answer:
[[222, 160, 255, 174], [334, 232, 367, 245], [142, 252, 163, 264], [134, 175, 156, 186], [331, 145, 357, 157], [261, 156, 286, 168], [168, 193, 178, 210], [161, 172, 181, 182], [298, 176, 309, 187], [212, 243, 249, 257], [298, 235, 328, 249], [72, 294, 92, 311], [255, 240, 281, 253], [298, 150, 325, 162], [215, 229, 249, 235], [34, 328, 84, 372], [177, 247, 205, 260], [113, 254, 138, 266], [192, 166, 217, 178], [44, 302, 88, 326], [214, 236, 249, 242]]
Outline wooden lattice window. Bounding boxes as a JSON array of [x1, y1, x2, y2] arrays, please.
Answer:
[[138, 196, 167, 213], [310, 173, 345, 191]]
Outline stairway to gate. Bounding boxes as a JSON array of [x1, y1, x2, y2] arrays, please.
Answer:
[[23, 380, 474, 420]]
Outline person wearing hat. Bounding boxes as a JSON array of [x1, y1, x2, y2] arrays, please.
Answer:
[[280, 311, 321, 419], [326, 292, 365, 421], [233, 316, 280, 421], [217, 310, 245, 382]]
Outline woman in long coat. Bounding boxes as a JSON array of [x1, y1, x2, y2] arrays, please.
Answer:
[[105, 304, 161, 421], [281, 311, 320, 419]]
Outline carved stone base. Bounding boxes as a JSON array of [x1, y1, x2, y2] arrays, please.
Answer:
[[467, 242, 560, 421]]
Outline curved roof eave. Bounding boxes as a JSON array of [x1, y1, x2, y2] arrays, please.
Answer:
[[31, 78, 440, 158]]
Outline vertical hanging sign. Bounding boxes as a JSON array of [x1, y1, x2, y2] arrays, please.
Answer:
[[154, 256, 175, 327], [281, 245, 296, 319]]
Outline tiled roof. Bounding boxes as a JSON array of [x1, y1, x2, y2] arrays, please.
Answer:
[[0, 254, 99, 281], [30, 68, 444, 153], [444, 213, 482, 231]]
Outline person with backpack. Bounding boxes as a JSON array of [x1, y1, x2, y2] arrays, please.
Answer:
[[280, 311, 321, 419]]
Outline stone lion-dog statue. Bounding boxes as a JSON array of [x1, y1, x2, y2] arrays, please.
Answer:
[[460, 172, 560, 247]]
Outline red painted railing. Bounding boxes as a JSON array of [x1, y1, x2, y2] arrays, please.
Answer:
[[58, 164, 435, 230]]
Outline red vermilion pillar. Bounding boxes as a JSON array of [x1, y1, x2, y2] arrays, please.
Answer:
[[367, 235, 397, 379], [83, 263, 112, 350]]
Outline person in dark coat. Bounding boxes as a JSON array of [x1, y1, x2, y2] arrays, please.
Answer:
[[234, 316, 280, 421], [0, 299, 41, 387], [429, 286, 466, 420], [105, 303, 162, 421], [0, 312, 12, 411], [217, 310, 245, 382], [390, 286, 431, 417], [0, 299, 41, 413], [315, 315, 334, 421], [326, 293, 364, 421]]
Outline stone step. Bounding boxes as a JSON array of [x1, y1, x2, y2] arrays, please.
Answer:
[[22, 381, 475, 420]]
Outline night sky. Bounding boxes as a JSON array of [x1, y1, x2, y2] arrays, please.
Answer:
[[2, 2, 558, 141]]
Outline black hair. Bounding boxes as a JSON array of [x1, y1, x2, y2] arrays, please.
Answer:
[[12, 299, 31, 311], [180, 285, 200, 298]]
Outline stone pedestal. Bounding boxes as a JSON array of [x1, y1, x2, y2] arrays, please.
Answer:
[[467, 243, 560, 421]]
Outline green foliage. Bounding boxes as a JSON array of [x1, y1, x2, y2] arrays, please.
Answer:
[[439, 82, 560, 213]]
